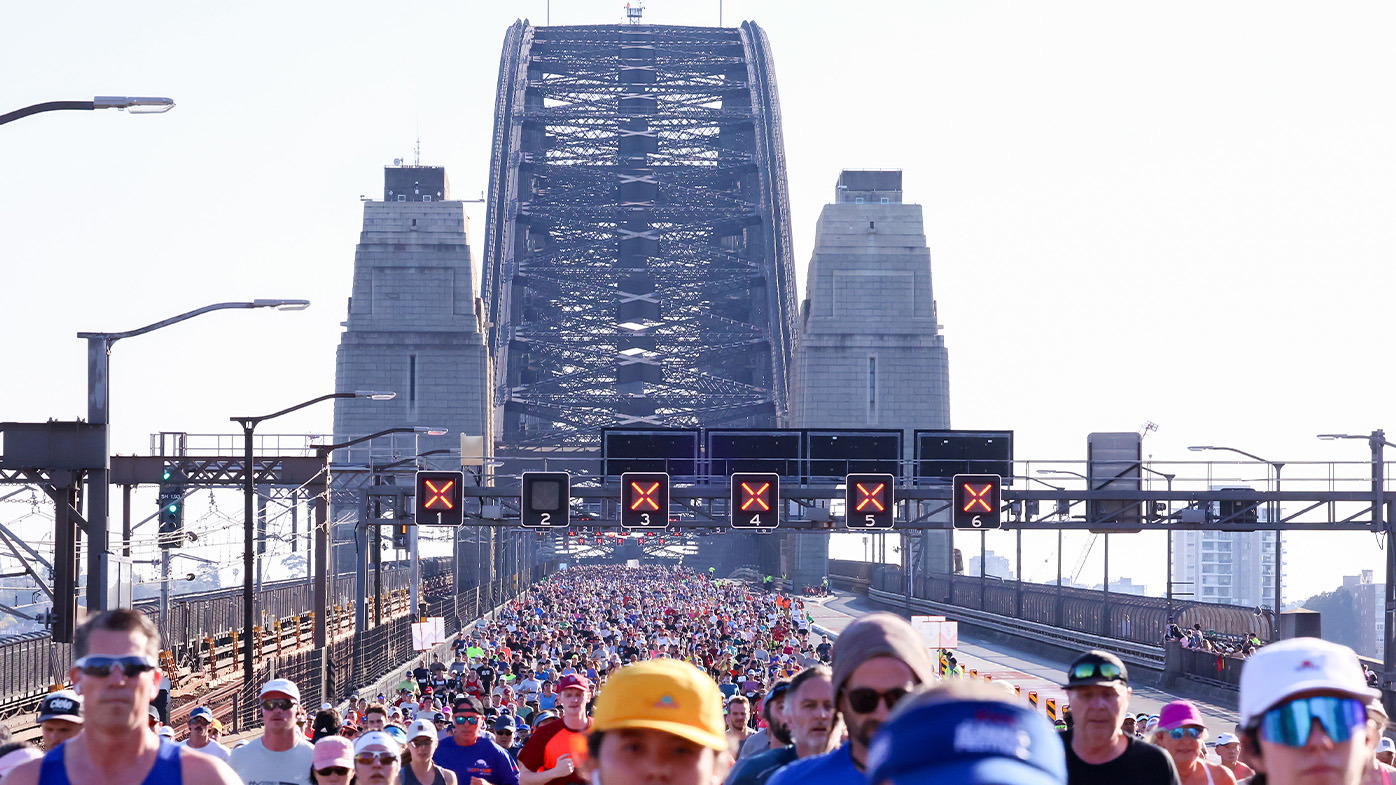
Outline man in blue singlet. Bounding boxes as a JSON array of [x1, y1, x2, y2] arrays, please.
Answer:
[[4, 608, 240, 785]]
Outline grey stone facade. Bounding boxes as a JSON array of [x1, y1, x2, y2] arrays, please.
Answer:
[[788, 171, 953, 583], [333, 166, 493, 463]]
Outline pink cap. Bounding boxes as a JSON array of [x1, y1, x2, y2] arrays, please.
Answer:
[[312, 736, 355, 770], [1157, 700, 1206, 731]]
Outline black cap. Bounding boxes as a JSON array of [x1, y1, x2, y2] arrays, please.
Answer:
[[453, 696, 484, 715], [38, 691, 83, 724], [1065, 650, 1128, 688]]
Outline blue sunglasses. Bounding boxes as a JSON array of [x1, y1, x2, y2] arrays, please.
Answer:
[[1260, 696, 1368, 747]]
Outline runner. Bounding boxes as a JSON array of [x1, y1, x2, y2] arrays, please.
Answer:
[[582, 659, 730, 785], [1213, 733, 1255, 782], [1060, 650, 1179, 785], [724, 697, 754, 759], [725, 665, 840, 785], [181, 707, 231, 762], [3, 608, 240, 785], [764, 612, 933, 785], [737, 682, 790, 760], [36, 691, 83, 751], [517, 674, 590, 785], [1150, 701, 1236, 785], [1238, 638, 1381, 785], [433, 697, 517, 785], [351, 731, 401, 785], [402, 719, 456, 785], [229, 678, 316, 785], [308, 736, 353, 785]]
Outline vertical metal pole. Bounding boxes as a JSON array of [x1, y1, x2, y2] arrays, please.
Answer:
[[1103, 533, 1111, 636], [290, 493, 298, 554], [85, 337, 110, 612], [256, 491, 267, 610], [242, 423, 255, 687], [313, 473, 329, 649], [409, 524, 420, 617], [354, 517, 368, 689], [1372, 431, 1392, 700], [1273, 464, 1283, 638], [373, 527, 383, 626], [159, 548, 171, 638], [122, 484, 132, 558]]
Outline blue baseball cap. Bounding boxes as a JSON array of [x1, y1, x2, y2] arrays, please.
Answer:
[[383, 724, 408, 746], [866, 696, 1066, 785]]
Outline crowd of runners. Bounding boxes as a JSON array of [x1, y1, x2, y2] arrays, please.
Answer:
[[0, 564, 1392, 785]]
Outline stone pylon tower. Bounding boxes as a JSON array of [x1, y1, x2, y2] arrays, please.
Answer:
[[332, 165, 493, 570], [788, 170, 952, 583]]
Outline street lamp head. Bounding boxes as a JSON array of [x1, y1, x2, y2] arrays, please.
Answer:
[[1316, 434, 1356, 441], [93, 96, 175, 113], [253, 299, 312, 311], [356, 390, 397, 401], [417, 427, 449, 436], [1187, 446, 1216, 452]]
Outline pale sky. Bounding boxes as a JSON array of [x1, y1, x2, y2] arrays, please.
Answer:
[[1, 1, 1393, 608]]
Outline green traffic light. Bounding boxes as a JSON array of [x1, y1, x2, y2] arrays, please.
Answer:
[[167, 503, 179, 513], [162, 468, 174, 482]]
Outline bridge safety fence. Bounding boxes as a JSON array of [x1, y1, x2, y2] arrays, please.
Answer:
[[223, 561, 555, 733], [829, 559, 1270, 649]]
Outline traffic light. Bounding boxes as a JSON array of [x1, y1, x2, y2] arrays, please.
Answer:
[[730, 473, 779, 529], [392, 522, 411, 549], [845, 474, 895, 529], [414, 471, 464, 525], [157, 464, 185, 549], [952, 474, 1002, 529], [521, 472, 570, 528], [620, 472, 669, 529]]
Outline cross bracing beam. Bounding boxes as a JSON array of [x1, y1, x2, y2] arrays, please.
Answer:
[[484, 20, 798, 448]]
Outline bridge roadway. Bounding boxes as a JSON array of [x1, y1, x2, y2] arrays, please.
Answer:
[[805, 590, 1241, 735]]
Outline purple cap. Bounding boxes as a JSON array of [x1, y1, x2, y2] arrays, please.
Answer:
[[1157, 700, 1206, 731]]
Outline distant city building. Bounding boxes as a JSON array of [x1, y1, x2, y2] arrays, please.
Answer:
[[1342, 570, 1384, 659], [1169, 529, 1277, 609], [967, 551, 1014, 581], [788, 170, 951, 583]]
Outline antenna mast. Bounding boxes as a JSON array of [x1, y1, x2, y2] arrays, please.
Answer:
[[625, 2, 644, 24]]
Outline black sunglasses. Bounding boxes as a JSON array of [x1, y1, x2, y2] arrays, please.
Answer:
[[261, 698, 296, 712], [315, 767, 350, 777], [410, 738, 434, 748], [74, 655, 157, 678]]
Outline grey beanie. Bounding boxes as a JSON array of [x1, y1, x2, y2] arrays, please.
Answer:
[[830, 613, 936, 699]]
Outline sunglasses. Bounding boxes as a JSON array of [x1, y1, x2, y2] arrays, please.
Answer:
[[454, 715, 480, 725], [1070, 660, 1124, 682], [354, 752, 398, 766], [846, 687, 908, 714], [261, 699, 296, 712], [74, 655, 158, 678], [1259, 696, 1368, 747], [1168, 727, 1205, 740], [315, 767, 350, 777]]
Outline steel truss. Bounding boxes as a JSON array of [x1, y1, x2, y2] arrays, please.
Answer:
[[484, 21, 798, 446]]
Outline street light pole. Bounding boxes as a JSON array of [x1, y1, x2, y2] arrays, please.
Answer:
[[232, 390, 394, 687], [0, 96, 175, 126], [1318, 430, 1392, 695], [78, 299, 309, 613], [1190, 445, 1284, 636]]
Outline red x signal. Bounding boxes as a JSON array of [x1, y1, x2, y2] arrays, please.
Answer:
[[423, 479, 456, 510], [961, 483, 993, 513], [740, 482, 771, 512], [630, 481, 662, 511], [855, 483, 886, 512]]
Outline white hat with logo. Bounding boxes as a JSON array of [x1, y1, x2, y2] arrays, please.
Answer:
[[1239, 637, 1379, 726]]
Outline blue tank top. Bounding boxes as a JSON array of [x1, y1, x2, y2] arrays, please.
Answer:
[[39, 737, 183, 785]]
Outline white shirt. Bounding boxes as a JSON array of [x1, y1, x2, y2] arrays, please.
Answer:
[[181, 738, 233, 762], [228, 735, 315, 785]]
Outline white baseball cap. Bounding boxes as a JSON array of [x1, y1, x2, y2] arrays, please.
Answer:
[[1379, 737, 1396, 754], [354, 730, 402, 755], [1214, 732, 1240, 746], [260, 678, 302, 703], [1239, 638, 1380, 726], [406, 719, 437, 740]]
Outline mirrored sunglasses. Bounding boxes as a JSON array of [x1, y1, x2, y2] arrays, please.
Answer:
[[454, 715, 480, 725], [74, 655, 158, 678], [1168, 726, 1204, 740], [1260, 696, 1368, 748], [1070, 660, 1124, 682], [354, 752, 398, 766], [261, 698, 296, 712]]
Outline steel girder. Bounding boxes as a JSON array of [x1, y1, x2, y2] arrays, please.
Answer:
[[483, 21, 799, 448]]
